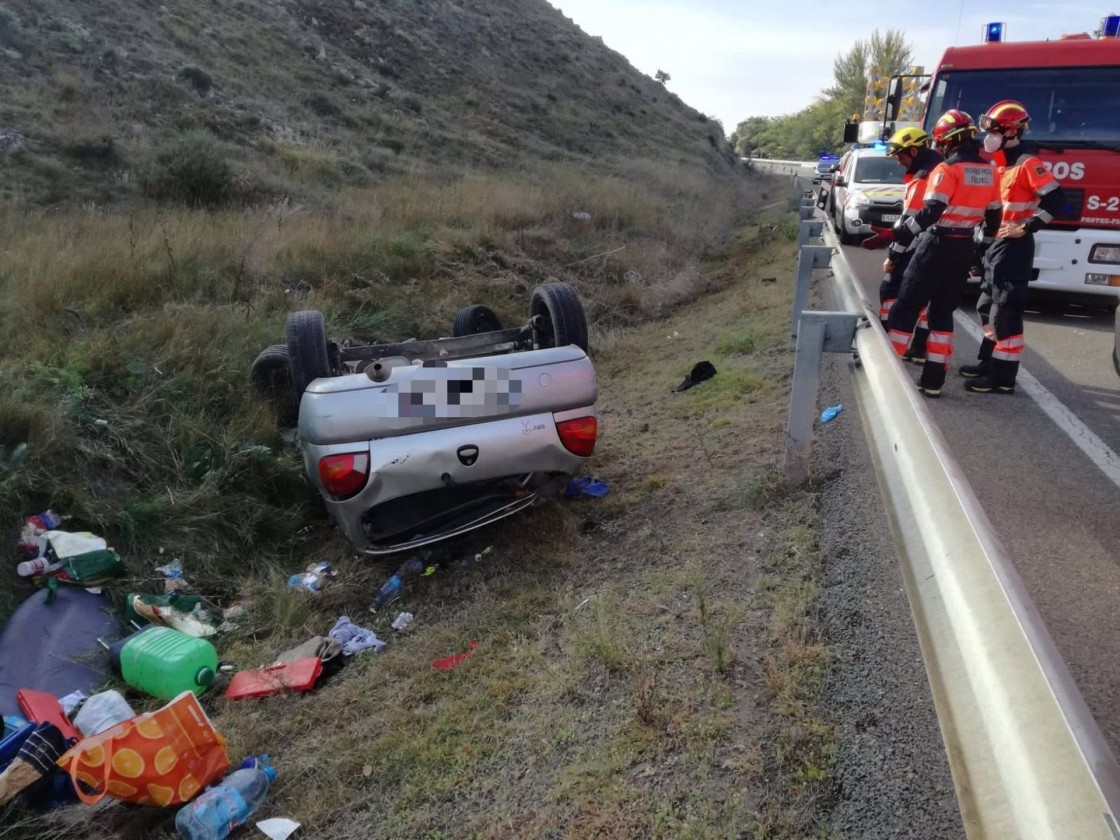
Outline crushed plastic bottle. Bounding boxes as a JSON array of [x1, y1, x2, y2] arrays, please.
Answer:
[[175, 759, 276, 840], [370, 573, 402, 611], [287, 561, 333, 592]]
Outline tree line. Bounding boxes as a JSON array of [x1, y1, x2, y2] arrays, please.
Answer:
[[729, 30, 914, 161]]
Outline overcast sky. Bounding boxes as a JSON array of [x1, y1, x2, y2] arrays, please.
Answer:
[[547, 1, 1109, 131]]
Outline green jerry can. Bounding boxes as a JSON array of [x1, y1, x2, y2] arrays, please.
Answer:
[[109, 626, 217, 700]]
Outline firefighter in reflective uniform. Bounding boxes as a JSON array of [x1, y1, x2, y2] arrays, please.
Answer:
[[960, 100, 1064, 394], [886, 110, 1001, 397], [862, 127, 944, 357]]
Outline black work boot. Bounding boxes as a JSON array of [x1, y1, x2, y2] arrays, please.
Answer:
[[903, 327, 929, 366], [960, 337, 995, 378], [963, 377, 1014, 395], [958, 362, 990, 379]]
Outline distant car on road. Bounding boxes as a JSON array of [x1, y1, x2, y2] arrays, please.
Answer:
[[812, 160, 836, 184], [826, 147, 906, 245]]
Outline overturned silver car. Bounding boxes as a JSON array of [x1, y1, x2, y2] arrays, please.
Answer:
[[251, 283, 598, 555]]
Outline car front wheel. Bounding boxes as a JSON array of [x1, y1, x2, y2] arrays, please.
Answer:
[[530, 283, 589, 352], [286, 310, 334, 399]]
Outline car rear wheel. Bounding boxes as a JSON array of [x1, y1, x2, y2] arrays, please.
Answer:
[[286, 310, 334, 399], [530, 283, 589, 352], [250, 344, 298, 427], [452, 304, 503, 337]]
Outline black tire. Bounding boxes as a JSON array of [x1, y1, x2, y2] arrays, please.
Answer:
[[452, 304, 503, 337], [250, 344, 298, 426], [530, 283, 588, 352], [286, 310, 333, 398]]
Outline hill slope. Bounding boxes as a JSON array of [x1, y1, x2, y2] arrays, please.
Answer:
[[0, 0, 740, 205]]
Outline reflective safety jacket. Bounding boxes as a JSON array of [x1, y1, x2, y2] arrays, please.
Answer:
[[900, 143, 1001, 242], [889, 147, 945, 259], [992, 145, 1064, 231]]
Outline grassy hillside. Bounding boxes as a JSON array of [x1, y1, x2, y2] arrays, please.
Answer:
[[0, 0, 739, 207]]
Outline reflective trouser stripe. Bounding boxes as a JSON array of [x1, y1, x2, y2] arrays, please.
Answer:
[[917, 307, 929, 330], [926, 330, 953, 364], [992, 333, 1025, 361], [889, 329, 911, 357], [880, 299, 896, 321]]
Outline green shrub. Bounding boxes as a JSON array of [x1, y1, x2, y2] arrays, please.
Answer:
[[179, 65, 214, 95], [142, 131, 236, 207], [0, 5, 23, 50], [65, 135, 123, 168]]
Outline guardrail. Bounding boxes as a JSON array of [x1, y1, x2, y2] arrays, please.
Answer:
[[787, 193, 1120, 839]]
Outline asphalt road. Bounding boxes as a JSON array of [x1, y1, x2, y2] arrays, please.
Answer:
[[827, 198, 1120, 752]]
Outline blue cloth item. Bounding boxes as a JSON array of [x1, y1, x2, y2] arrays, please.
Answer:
[[820, 404, 844, 423], [328, 617, 387, 655], [564, 476, 610, 499]]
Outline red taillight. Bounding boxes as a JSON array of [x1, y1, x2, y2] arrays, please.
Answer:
[[318, 452, 370, 499], [556, 416, 597, 456]]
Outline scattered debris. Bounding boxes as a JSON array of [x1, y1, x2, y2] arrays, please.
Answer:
[[287, 561, 335, 593], [432, 640, 478, 671], [672, 360, 717, 392], [564, 476, 610, 499], [257, 817, 301, 840], [225, 658, 323, 700], [328, 617, 386, 655], [820, 404, 844, 423], [391, 612, 414, 631]]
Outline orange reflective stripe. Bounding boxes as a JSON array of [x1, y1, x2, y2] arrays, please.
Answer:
[[925, 331, 953, 363], [999, 155, 1058, 223], [993, 334, 1025, 360], [917, 308, 929, 329], [931, 160, 997, 229], [889, 330, 911, 356], [903, 175, 930, 214], [880, 300, 895, 320]]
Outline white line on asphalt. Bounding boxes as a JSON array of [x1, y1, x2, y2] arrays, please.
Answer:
[[954, 313, 1120, 488]]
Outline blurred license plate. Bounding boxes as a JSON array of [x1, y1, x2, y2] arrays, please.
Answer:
[[881, 214, 900, 223]]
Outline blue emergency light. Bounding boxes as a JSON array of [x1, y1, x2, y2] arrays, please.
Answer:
[[1102, 14, 1120, 37], [983, 21, 1005, 43]]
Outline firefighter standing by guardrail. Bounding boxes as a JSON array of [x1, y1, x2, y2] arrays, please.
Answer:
[[886, 110, 1002, 397], [959, 100, 1065, 395], [862, 127, 944, 362]]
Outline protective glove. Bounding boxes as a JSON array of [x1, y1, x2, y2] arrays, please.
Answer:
[[859, 225, 894, 250], [891, 217, 916, 250]]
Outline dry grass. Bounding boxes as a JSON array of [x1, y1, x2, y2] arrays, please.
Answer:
[[0, 177, 837, 838]]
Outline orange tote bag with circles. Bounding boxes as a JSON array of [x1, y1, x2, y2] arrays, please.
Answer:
[[57, 691, 229, 807]]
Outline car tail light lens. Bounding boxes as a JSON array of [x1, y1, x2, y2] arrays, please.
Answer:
[[556, 416, 597, 456], [318, 452, 370, 499]]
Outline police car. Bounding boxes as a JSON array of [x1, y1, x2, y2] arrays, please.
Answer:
[[827, 147, 906, 245]]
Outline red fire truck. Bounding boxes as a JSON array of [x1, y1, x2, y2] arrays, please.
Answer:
[[888, 26, 1120, 307]]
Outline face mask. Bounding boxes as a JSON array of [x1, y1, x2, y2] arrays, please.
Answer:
[[983, 133, 1003, 153]]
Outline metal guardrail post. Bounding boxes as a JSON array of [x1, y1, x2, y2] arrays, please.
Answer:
[[790, 245, 833, 339], [783, 311, 860, 487], [797, 219, 824, 248]]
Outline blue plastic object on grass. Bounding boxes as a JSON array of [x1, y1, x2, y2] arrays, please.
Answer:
[[820, 404, 844, 423], [564, 476, 610, 499], [175, 759, 277, 840]]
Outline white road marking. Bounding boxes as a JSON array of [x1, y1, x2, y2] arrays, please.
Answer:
[[954, 313, 1120, 487]]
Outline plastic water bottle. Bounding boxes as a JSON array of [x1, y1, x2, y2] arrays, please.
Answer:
[[371, 573, 402, 610], [175, 763, 277, 840]]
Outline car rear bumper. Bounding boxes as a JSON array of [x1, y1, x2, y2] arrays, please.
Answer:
[[302, 406, 594, 553]]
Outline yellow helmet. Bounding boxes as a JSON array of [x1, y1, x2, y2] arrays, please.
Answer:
[[886, 126, 929, 157]]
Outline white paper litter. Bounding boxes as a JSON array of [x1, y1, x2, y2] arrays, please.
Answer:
[[256, 818, 301, 840]]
